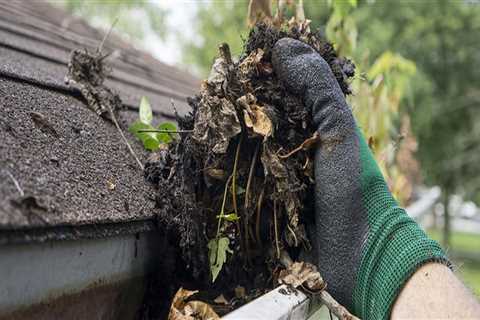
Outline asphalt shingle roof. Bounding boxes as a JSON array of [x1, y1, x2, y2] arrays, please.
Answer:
[[0, 0, 199, 237]]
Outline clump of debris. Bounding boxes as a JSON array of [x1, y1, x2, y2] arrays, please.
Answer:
[[144, 19, 355, 317], [63, 7, 357, 319]]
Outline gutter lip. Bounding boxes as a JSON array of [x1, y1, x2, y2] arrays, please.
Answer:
[[0, 219, 157, 246], [223, 285, 311, 320]]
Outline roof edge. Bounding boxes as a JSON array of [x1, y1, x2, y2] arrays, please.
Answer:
[[0, 219, 158, 245]]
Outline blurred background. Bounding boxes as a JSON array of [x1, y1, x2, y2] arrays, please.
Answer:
[[51, 0, 480, 297]]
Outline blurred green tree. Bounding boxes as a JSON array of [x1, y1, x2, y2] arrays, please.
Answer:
[[180, 1, 331, 76], [54, 0, 166, 41], [353, 0, 480, 245], [180, 1, 250, 76]]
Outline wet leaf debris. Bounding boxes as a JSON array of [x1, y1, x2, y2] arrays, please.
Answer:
[[145, 21, 355, 305]]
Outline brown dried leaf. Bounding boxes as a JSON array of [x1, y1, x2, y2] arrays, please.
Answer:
[[205, 168, 227, 180], [193, 95, 241, 154], [168, 288, 220, 320], [260, 143, 288, 181], [168, 288, 198, 320], [234, 286, 246, 299], [278, 262, 325, 292], [213, 294, 229, 305], [185, 301, 220, 320], [239, 48, 264, 78], [238, 94, 272, 138]]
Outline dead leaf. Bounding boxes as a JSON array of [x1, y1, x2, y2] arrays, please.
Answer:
[[185, 301, 220, 320], [207, 57, 229, 89], [169, 288, 198, 313], [239, 48, 264, 78], [207, 43, 232, 95], [260, 143, 287, 181], [168, 288, 220, 320], [238, 94, 272, 138], [205, 168, 227, 180], [278, 132, 320, 159], [192, 95, 241, 154], [213, 294, 229, 305], [278, 262, 325, 292], [234, 286, 246, 299]]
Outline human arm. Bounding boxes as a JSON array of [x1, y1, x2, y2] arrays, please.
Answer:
[[272, 38, 479, 319], [392, 262, 480, 319]]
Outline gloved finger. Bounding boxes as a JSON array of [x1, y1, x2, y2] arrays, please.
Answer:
[[272, 38, 353, 134]]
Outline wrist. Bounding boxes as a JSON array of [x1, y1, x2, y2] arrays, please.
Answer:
[[352, 128, 449, 319]]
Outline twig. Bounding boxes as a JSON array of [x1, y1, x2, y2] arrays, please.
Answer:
[[170, 99, 180, 118], [286, 223, 298, 247], [216, 175, 233, 237], [108, 108, 144, 171], [278, 132, 320, 159], [279, 251, 360, 320], [5, 170, 24, 196], [244, 142, 260, 246], [244, 142, 260, 209], [273, 199, 280, 259], [318, 290, 360, 320], [302, 157, 310, 170], [231, 137, 246, 259], [98, 18, 118, 53], [255, 185, 265, 244], [136, 129, 193, 134]]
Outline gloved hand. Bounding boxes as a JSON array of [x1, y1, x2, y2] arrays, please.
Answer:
[[272, 38, 448, 319]]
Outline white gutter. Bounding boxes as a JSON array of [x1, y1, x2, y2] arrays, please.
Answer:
[[0, 231, 161, 316], [223, 285, 311, 320]]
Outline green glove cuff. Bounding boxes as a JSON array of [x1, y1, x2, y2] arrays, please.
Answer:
[[352, 128, 449, 319]]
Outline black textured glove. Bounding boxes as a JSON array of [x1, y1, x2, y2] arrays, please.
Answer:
[[272, 38, 447, 319]]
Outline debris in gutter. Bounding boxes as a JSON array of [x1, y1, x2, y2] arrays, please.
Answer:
[[278, 251, 360, 320], [168, 288, 220, 320], [65, 33, 144, 170], [143, 12, 356, 318]]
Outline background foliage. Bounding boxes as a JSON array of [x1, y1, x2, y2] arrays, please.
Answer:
[[55, 0, 167, 41]]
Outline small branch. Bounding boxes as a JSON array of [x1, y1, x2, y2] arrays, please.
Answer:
[[286, 223, 298, 247], [244, 142, 260, 209], [273, 199, 280, 259], [278, 251, 360, 320], [136, 129, 193, 133], [109, 109, 144, 171], [231, 137, 246, 259], [244, 142, 260, 246], [98, 18, 118, 53], [278, 132, 320, 159], [302, 157, 310, 170], [318, 291, 360, 320], [5, 170, 24, 196], [216, 175, 233, 238], [255, 185, 265, 244]]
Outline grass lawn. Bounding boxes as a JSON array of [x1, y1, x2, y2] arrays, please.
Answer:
[[427, 228, 480, 253], [427, 229, 480, 297]]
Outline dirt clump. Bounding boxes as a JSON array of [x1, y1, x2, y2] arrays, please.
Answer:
[[145, 21, 354, 311]]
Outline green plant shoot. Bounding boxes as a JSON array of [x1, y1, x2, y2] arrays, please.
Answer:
[[128, 96, 177, 150], [208, 236, 232, 282]]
